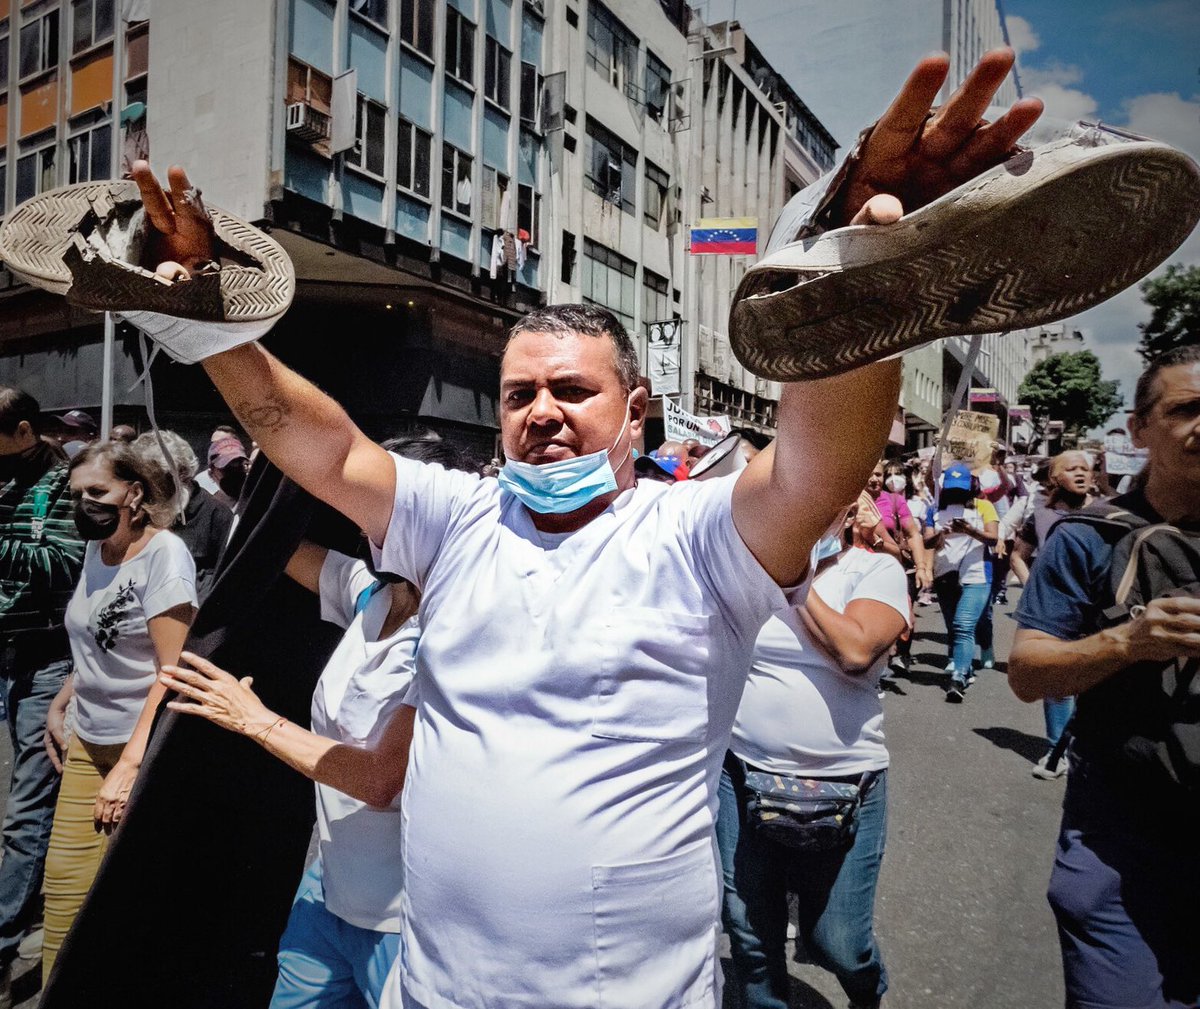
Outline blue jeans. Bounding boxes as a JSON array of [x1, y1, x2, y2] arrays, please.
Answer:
[[717, 764, 888, 1009], [1044, 697, 1075, 749], [1047, 756, 1199, 1008], [270, 858, 401, 1009], [934, 577, 991, 680], [0, 655, 70, 971]]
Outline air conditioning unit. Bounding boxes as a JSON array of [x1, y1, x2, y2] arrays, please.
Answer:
[[285, 102, 331, 144], [524, 0, 545, 14]]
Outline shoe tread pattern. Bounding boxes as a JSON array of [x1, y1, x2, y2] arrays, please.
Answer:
[[730, 152, 1200, 381], [0, 182, 294, 322]]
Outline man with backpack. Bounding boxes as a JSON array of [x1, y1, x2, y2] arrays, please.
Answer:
[[1009, 344, 1200, 1009]]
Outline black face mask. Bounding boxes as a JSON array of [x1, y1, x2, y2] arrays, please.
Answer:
[[218, 464, 248, 503], [357, 536, 406, 585], [74, 498, 123, 541], [0, 443, 48, 484]]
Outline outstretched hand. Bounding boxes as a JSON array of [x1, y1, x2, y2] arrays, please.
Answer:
[[160, 651, 276, 737], [130, 161, 217, 281], [838, 49, 1043, 227]]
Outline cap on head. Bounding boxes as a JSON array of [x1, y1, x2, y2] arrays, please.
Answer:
[[941, 461, 973, 491], [57, 409, 98, 432], [208, 435, 248, 470]]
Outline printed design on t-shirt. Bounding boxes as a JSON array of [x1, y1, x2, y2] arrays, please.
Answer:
[[90, 579, 137, 652]]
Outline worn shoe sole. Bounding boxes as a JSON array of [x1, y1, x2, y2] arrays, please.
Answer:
[[730, 139, 1200, 381], [0, 180, 294, 323]]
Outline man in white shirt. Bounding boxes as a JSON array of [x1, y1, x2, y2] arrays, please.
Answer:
[[123, 51, 1038, 1009]]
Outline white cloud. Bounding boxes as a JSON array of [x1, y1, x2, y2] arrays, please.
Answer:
[[1004, 14, 1040, 57], [1019, 62, 1099, 122], [1118, 91, 1200, 157]]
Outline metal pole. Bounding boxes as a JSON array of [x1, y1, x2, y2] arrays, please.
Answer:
[[100, 314, 115, 438], [100, 3, 128, 439]]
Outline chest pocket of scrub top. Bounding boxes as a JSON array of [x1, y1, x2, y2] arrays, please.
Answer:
[[591, 609, 713, 744]]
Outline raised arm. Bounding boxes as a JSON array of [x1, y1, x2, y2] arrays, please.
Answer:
[[129, 163, 396, 545], [202, 345, 395, 546], [732, 50, 1041, 585]]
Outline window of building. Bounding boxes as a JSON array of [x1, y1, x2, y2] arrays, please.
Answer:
[[397, 118, 432, 199], [0, 24, 9, 91], [398, 0, 434, 56], [561, 230, 576, 283], [584, 117, 636, 215], [581, 238, 635, 333], [642, 269, 672, 337], [643, 160, 668, 230], [67, 121, 111, 183], [15, 140, 56, 204], [518, 61, 539, 126], [71, 0, 114, 54], [442, 143, 473, 216], [349, 0, 387, 27], [349, 95, 386, 177], [445, 9, 475, 86], [517, 182, 540, 248], [644, 50, 670, 122], [19, 8, 59, 79], [585, 1, 637, 99], [0, 162, 7, 211], [484, 37, 511, 109]]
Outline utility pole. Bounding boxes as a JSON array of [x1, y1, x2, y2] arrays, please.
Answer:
[[100, 8, 128, 440]]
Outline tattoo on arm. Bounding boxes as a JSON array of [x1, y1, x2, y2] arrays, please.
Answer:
[[235, 396, 292, 436]]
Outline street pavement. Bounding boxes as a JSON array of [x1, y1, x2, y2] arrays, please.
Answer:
[[0, 590, 1066, 1008], [734, 587, 1068, 1009]]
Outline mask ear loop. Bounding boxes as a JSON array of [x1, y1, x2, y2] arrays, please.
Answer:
[[607, 396, 635, 474]]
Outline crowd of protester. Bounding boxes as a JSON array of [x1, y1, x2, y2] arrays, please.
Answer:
[[0, 43, 1196, 1009], [1, 347, 1190, 1009]]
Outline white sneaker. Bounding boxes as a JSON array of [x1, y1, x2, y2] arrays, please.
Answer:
[[1032, 754, 1067, 780], [0, 180, 294, 363], [730, 134, 1200, 380]]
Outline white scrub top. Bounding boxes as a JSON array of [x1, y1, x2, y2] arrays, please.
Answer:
[[311, 551, 417, 932], [373, 455, 799, 1009]]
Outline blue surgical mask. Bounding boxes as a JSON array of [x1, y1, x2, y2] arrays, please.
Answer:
[[813, 533, 844, 564], [498, 403, 632, 515]]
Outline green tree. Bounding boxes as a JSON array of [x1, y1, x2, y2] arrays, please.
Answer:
[[1138, 264, 1200, 363], [1017, 350, 1123, 445]]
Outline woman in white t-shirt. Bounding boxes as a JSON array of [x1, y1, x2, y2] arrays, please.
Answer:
[[159, 437, 475, 1009], [718, 508, 909, 1009], [923, 462, 1000, 703], [42, 440, 197, 980]]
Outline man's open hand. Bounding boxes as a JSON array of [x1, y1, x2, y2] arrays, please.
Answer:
[[838, 49, 1044, 227], [130, 160, 217, 280]]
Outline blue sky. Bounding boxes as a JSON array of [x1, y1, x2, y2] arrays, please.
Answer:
[[702, 0, 1200, 416], [1001, 0, 1200, 410]]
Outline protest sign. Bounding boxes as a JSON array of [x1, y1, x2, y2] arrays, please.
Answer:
[[663, 397, 731, 447], [943, 410, 1000, 466]]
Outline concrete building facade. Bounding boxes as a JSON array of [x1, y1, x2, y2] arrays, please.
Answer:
[[0, 0, 840, 456]]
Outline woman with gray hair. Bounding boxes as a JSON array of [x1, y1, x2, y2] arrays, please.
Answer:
[[135, 431, 233, 594], [41, 439, 198, 979]]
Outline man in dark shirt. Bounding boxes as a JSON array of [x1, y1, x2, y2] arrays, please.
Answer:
[[0, 388, 85, 997], [1009, 345, 1200, 1009]]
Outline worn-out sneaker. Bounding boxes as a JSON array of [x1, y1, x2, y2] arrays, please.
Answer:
[[0, 180, 293, 361], [730, 134, 1200, 381]]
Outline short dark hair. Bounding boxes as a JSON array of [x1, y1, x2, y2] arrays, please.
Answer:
[[506, 304, 640, 394], [1133, 344, 1200, 421], [0, 387, 41, 437], [381, 435, 478, 474]]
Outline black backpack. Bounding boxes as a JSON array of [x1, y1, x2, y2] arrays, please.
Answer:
[[1053, 503, 1200, 789]]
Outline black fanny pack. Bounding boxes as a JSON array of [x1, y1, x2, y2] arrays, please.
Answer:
[[731, 754, 875, 855]]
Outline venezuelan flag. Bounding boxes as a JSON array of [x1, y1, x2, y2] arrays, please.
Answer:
[[690, 218, 758, 255]]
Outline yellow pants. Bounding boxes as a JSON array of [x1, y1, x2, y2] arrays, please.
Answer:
[[42, 735, 126, 984]]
